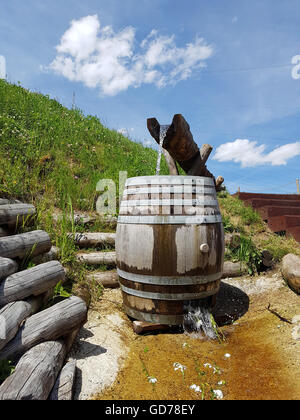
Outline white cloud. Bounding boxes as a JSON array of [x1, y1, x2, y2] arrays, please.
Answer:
[[48, 15, 213, 96], [213, 139, 300, 167]]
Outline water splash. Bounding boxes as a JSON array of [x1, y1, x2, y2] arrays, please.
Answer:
[[155, 125, 170, 175], [183, 298, 218, 340]]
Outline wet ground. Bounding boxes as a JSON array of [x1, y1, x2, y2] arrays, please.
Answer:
[[74, 271, 300, 400]]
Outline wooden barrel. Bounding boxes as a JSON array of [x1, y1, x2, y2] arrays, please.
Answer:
[[116, 176, 224, 325]]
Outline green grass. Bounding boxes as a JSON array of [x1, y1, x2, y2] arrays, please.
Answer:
[[218, 192, 264, 234], [0, 80, 168, 211]]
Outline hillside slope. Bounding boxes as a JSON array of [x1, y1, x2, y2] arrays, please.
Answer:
[[0, 80, 168, 211]]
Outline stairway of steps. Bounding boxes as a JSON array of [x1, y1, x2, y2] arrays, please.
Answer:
[[234, 192, 300, 242], [72, 231, 119, 289]]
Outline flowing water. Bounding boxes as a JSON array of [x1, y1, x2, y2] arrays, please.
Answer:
[[155, 125, 170, 175], [183, 298, 219, 340]]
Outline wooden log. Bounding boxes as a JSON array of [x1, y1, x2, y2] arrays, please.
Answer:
[[186, 144, 213, 176], [0, 296, 44, 351], [52, 212, 118, 226], [0, 230, 52, 259], [49, 360, 76, 400], [70, 232, 116, 248], [0, 198, 22, 206], [76, 251, 116, 266], [0, 204, 36, 226], [31, 246, 59, 265], [147, 114, 219, 182], [0, 261, 65, 307], [147, 114, 199, 166], [0, 296, 87, 361], [222, 261, 248, 278], [0, 199, 10, 206], [216, 176, 225, 190], [86, 270, 119, 288], [0, 340, 67, 400], [132, 320, 170, 335], [0, 257, 18, 281]]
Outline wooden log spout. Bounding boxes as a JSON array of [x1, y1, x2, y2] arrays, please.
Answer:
[[147, 114, 224, 190], [147, 114, 199, 165]]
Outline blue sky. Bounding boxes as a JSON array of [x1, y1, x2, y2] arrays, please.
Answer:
[[1, 0, 300, 193]]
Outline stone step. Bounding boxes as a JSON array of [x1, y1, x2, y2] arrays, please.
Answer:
[[287, 226, 300, 242], [268, 215, 300, 232], [245, 198, 300, 209], [235, 192, 300, 201], [258, 206, 300, 221]]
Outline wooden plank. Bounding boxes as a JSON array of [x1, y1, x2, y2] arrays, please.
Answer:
[[0, 257, 18, 281], [0, 261, 65, 307], [0, 340, 67, 400], [49, 360, 76, 400], [0, 204, 35, 225], [0, 230, 52, 259], [0, 296, 87, 361]]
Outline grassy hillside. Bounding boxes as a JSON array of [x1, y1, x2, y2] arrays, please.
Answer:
[[0, 80, 299, 273], [0, 80, 168, 211]]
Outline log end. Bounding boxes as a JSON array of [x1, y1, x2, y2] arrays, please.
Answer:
[[132, 320, 170, 335]]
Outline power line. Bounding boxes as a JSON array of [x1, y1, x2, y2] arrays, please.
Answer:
[[202, 63, 292, 75]]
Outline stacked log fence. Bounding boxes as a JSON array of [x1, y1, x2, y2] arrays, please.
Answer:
[[0, 200, 87, 400]]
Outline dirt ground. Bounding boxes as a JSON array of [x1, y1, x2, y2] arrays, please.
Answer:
[[70, 268, 300, 400]]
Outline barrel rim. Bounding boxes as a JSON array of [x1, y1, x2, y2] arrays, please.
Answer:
[[125, 175, 215, 186], [120, 284, 220, 301]]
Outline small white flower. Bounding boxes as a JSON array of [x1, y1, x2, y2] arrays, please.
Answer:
[[182, 342, 188, 348], [224, 353, 231, 358], [173, 362, 186, 373], [190, 384, 202, 393], [203, 363, 212, 368], [213, 389, 224, 400], [148, 376, 157, 384], [213, 366, 221, 374]]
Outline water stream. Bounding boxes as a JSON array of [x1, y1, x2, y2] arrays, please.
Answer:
[[183, 298, 218, 340], [155, 125, 170, 175]]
